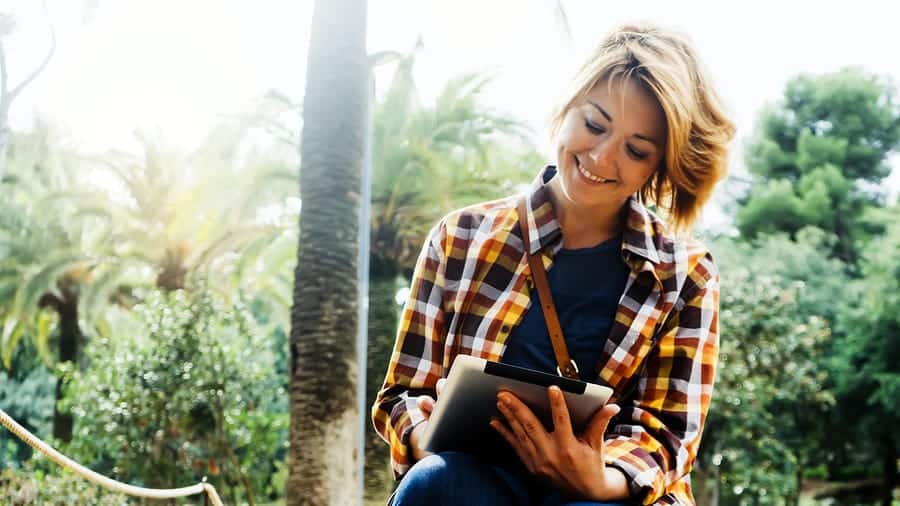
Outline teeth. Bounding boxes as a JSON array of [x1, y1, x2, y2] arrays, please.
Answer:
[[577, 163, 613, 183]]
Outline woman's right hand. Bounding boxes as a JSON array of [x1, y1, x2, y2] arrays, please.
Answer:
[[408, 378, 447, 462]]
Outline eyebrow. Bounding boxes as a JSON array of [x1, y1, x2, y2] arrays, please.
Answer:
[[587, 101, 660, 147]]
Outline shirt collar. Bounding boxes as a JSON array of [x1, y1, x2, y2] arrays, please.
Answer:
[[522, 165, 662, 265]]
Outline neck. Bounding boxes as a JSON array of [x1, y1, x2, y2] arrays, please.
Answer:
[[547, 178, 627, 249]]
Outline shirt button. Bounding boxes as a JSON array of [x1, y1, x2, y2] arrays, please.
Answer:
[[501, 325, 511, 334]]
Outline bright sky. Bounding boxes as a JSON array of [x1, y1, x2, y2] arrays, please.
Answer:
[[7, 0, 900, 227]]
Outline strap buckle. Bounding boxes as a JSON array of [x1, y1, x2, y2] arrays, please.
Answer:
[[556, 359, 579, 378]]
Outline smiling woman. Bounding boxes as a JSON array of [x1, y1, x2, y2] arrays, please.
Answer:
[[373, 22, 735, 506]]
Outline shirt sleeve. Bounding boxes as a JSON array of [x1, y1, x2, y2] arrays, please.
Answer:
[[603, 252, 720, 505], [370, 221, 449, 479]]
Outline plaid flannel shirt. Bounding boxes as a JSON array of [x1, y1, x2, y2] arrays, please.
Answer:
[[372, 166, 720, 505]]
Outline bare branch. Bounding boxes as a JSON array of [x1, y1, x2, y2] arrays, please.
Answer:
[[0, 13, 13, 103], [7, 1, 56, 102], [0, 39, 8, 103], [549, 0, 573, 48]]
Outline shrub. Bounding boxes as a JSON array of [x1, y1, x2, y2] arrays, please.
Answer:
[[63, 288, 287, 504]]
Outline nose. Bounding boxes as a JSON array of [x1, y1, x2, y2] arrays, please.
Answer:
[[587, 139, 616, 167]]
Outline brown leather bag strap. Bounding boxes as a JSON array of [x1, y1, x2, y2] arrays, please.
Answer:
[[517, 198, 580, 380]]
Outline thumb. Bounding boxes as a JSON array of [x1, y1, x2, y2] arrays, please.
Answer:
[[436, 378, 447, 398], [416, 395, 436, 418], [583, 404, 620, 450]]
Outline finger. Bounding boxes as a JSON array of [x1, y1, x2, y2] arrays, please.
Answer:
[[436, 378, 447, 398], [416, 395, 436, 418], [582, 404, 620, 450], [490, 418, 536, 473], [497, 392, 547, 457], [547, 386, 574, 441], [409, 422, 433, 462]]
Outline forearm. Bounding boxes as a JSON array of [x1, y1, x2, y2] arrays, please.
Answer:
[[372, 388, 428, 478]]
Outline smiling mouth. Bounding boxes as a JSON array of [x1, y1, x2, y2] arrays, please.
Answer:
[[574, 155, 616, 184]]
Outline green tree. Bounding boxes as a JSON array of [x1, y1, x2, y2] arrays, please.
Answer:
[[737, 67, 900, 266], [0, 125, 109, 442], [0, 339, 54, 468], [696, 234, 839, 506], [64, 288, 286, 505], [730, 67, 900, 504], [287, 0, 367, 503], [66, 129, 284, 297], [833, 207, 900, 506], [2, 114, 293, 446]]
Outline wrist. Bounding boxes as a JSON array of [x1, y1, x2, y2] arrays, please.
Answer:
[[408, 421, 429, 461], [588, 467, 630, 502]]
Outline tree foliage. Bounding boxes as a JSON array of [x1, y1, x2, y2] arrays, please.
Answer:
[[721, 66, 900, 505], [64, 288, 287, 504], [737, 67, 900, 266]]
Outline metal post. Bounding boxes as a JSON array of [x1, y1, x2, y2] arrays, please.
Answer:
[[355, 67, 374, 504]]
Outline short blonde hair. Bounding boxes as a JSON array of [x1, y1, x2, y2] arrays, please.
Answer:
[[549, 23, 735, 232]]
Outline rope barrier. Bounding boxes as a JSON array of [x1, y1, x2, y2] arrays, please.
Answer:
[[0, 408, 224, 505]]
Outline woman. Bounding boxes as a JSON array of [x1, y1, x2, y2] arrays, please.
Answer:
[[372, 23, 734, 506]]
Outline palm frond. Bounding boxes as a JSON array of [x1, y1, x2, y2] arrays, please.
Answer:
[[0, 317, 25, 369], [188, 226, 273, 272], [79, 262, 127, 328], [12, 250, 84, 318], [33, 309, 56, 367]]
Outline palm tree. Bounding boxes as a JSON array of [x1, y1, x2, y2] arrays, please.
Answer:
[[247, 44, 538, 502], [286, 0, 368, 503], [0, 124, 105, 441], [2, 117, 295, 442], [50, 126, 290, 306]]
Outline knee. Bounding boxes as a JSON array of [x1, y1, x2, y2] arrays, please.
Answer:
[[560, 502, 628, 506], [392, 452, 472, 504]]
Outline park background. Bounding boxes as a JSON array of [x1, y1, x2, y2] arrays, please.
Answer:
[[1, 1, 899, 505]]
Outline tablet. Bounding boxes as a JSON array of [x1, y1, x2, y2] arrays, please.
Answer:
[[419, 354, 613, 454]]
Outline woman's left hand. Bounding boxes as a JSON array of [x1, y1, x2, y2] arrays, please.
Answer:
[[491, 386, 628, 502]]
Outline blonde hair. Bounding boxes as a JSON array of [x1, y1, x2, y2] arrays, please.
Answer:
[[549, 23, 735, 232]]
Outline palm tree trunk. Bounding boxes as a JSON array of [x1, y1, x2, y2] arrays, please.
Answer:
[[39, 289, 80, 442], [287, 0, 368, 504]]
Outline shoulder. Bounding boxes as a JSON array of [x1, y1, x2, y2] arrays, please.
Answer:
[[645, 208, 719, 299], [429, 195, 521, 252]]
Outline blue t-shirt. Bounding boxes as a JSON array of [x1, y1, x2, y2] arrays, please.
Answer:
[[500, 235, 630, 382]]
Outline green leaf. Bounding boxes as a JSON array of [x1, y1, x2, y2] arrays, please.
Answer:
[[1, 317, 25, 369], [13, 250, 84, 319]]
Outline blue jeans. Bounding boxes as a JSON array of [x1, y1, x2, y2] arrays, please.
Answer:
[[391, 451, 629, 506]]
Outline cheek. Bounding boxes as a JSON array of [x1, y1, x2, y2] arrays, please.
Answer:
[[556, 113, 586, 152], [622, 160, 659, 187]]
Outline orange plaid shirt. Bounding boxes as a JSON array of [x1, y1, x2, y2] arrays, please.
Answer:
[[372, 166, 720, 505]]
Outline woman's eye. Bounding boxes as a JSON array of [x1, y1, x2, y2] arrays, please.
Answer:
[[584, 121, 605, 135], [627, 145, 648, 160]]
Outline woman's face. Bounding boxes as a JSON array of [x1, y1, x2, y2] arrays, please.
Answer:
[[554, 76, 668, 211]]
